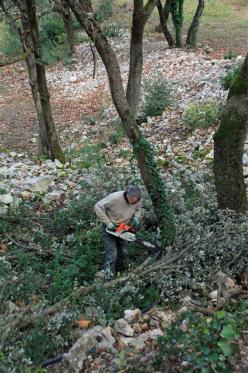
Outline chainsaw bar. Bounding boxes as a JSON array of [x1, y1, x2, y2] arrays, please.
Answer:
[[106, 228, 136, 242]]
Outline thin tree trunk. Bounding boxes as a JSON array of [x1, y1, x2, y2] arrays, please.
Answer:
[[68, 0, 176, 247], [157, 0, 174, 47], [170, 0, 184, 47], [25, 0, 65, 163], [186, 0, 204, 48], [54, 0, 75, 55], [19, 2, 50, 155], [126, 0, 145, 117], [213, 54, 248, 212]]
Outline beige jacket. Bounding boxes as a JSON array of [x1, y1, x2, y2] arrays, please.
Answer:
[[94, 191, 142, 225]]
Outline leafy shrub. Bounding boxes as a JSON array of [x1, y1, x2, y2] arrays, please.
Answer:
[[40, 13, 70, 64], [220, 65, 242, 90], [96, 0, 114, 22], [182, 101, 221, 129], [223, 50, 237, 60], [155, 306, 247, 372], [109, 122, 126, 145], [0, 23, 22, 57], [140, 78, 172, 120], [102, 22, 123, 38]]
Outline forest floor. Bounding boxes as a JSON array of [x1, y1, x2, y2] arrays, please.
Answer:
[[0, 2, 248, 372]]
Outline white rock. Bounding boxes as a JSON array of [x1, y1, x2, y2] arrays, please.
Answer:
[[0, 194, 13, 204], [124, 309, 142, 324], [42, 191, 62, 204], [23, 176, 53, 193], [54, 159, 64, 168], [0, 205, 8, 215], [209, 290, 218, 300], [114, 318, 134, 337]]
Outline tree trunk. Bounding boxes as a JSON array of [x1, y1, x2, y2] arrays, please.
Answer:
[[19, 2, 50, 155], [68, 0, 176, 248], [54, 0, 75, 55], [157, 0, 174, 47], [186, 0, 204, 48], [25, 0, 65, 163], [214, 54, 248, 212], [170, 0, 184, 47]]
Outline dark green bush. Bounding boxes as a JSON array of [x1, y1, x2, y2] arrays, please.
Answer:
[[220, 65, 242, 90], [140, 78, 172, 120], [223, 50, 237, 60], [95, 0, 114, 22], [0, 23, 22, 57]]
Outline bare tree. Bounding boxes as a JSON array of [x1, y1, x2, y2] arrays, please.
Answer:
[[156, 0, 174, 47], [214, 54, 248, 212], [66, 0, 176, 248]]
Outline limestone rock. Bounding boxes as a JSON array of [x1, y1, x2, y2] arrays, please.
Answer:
[[23, 176, 53, 193], [114, 318, 134, 337], [0, 194, 13, 204], [124, 308, 142, 324]]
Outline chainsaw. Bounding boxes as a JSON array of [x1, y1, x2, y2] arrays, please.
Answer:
[[106, 222, 162, 256]]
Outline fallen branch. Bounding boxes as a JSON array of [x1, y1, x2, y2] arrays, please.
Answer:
[[0, 50, 32, 67]]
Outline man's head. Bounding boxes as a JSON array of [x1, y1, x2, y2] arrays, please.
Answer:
[[126, 185, 141, 204]]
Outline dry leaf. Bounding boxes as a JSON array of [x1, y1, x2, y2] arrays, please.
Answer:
[[76, 319, 91, 329]]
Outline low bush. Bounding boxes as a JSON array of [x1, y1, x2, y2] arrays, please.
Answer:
[[182, 101, 221, 129], [95, 0, 114, 22], [0, 23, 22, 57], [220, 65, 242, 90], [223, 50, 237, 60], [154, 304, 248, 372], [140, 78, 172, 120]]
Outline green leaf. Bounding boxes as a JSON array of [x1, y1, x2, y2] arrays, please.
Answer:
[[201, 367, 210, 373], [217, 340, 237, 357], [209, 352, 219, 362], [215, 310, 226, 320], [220, 324, 237, 340]]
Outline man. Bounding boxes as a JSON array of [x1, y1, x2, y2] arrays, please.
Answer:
[[94, 185, 142, 279]]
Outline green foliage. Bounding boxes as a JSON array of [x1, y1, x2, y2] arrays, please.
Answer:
[[220, 65, 242, 90], [95, 0, 114, 22], [68, 143, 107, 169], [39, 13, 70, 64], [223, 50, 237, 60], [183, 101, 221, 129], [141, 78, 172, 120], [154, 305, 247, 372], [109, 121, 126, 145], [102, 22, 123, 38], [0, 23, 22, 57]]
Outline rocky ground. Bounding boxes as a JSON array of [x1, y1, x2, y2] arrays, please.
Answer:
[[0, 33, 247, 217]]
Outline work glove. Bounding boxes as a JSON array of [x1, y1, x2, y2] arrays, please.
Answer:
[[107, 222, 117, 231], [130, 216, 139, 229]]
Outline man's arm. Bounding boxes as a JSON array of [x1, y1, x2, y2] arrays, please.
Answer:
[[94, 195, 114, 225]]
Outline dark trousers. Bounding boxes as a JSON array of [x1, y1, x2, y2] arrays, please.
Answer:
[[102, 224, 128, 276]]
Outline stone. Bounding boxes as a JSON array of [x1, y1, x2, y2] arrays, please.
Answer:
[[0, 206, 8, 215], [42, 191, 62, 204], [21, 191, 33, 201], [149, 309, 176, 330], [136, 328, 163, 346], [209, 290, 218, 300], [114, 319, 134, 337], [23, 176, 53, 193], [133, 323, 142, 334], [54, 159, 64, 168], [6, 300, 20, 313], [0, 194, 13, 204], [124, 309, 142, 324], [140, 323, 149, 332]]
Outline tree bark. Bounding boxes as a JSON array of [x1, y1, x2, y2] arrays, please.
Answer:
[[170, 0, 184, 47], [54, 0, 75, 55], [19, 1, 50, 155], [186, 0, 204, 48], [25, 0, 65, 163], [214, 54, 248, 212], [67, 0, 176, 248], [157, 0, 174, 47]]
